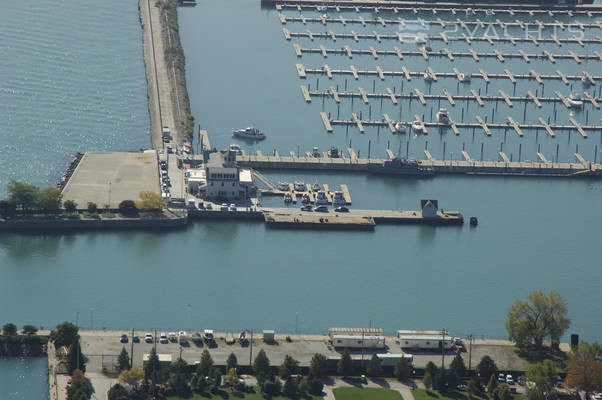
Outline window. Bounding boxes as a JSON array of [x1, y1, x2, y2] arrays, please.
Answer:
[[426, 342, 430, 345]]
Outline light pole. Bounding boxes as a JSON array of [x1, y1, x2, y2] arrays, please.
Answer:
[[187, 304, 191, 333], [90, 308, 94, 330]]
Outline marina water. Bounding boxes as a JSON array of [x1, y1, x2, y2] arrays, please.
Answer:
[[0, 0, 601, 397]]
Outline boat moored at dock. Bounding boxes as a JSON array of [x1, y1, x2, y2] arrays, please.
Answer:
[[232, 126, 266, 140], [368, 157, 435, 177]]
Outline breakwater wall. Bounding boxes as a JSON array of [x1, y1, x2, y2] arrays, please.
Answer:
[[0, 216, 187, 232]]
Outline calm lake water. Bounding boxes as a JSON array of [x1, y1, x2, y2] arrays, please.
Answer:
[[0, 6, 601, 399], [0, 358, 48, 399]]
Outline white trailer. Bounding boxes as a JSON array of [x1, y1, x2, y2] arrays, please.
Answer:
[[397, 329, 448, 338], [331, 334, 386, 349], [376, 353, 414, 367], [399, 334, 454, 350]]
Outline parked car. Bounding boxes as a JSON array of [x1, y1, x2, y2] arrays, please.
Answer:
[[169, 332, 177, 343], [506, 375, 514, 385], [314, 205, 328, 212], [145, 333, 153, 343], [301, 205, 313, 211], [334, 206, 349, 212], [120, 334, 128, 343], [457, 383, 467, 391], [229, 204, 236, 211], [205, 203, 213, 210], [498, 373, 506, 382], [159, 332, 168, 344], [220, 203, 228, 211], [133, 334, 140, 343]]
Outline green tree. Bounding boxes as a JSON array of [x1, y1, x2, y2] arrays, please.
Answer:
[[226, 352, 238, 372], [7, 181, 39, 211], [2, 323, 17, 336], [67, 339, 86, 374], [467, 378, 479, 398], [107, 383, 129, 400], [262, 378, 282, 396], [450, 354, 467, 378], [366, 353, 382, 377], [253, 349, 271, 383], [310, 353, 329, 378], [394, 357, 412, 380], [137, 191, 164, 210], [337, 349, 353, 377], [224, 367, 238, 387], [526, 359, 558, 400], [497, 383, 512, 400], [425, 361, 438, 380], [198, 349, 213, 376], [118, 200, 138, 217], [64, 200, 78, 213], [0, 200, 16, 217], [283, 376, 298, 398], [22, 325, 38, 335], [66, 369, 92, 400], [487, 373, 499, 395], [477, 355, 497, 384], [50, 322, 79, 348], [190, 373, 207, 393], [117, 347, 130, 372], [424, 371, 433, 390], [210, 367, 222, 387], [38, 188, 62, 213], [308, 378, 323, 395], [118, 366, 144, 388], [144, 347, 163, 384], [565, 342, 602, 398], [87, 202, 98, 213], [505, 290, 570, 349], [297, 377, 309, 396], [280, 354, 299, 379]]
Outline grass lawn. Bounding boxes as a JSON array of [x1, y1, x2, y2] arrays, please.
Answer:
[[333, 387, 403, 400], [167, 393, 321, 400], [412, 389, 525, 400]]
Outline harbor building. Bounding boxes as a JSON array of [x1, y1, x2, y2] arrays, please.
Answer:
[[188, 150, 255, 200]]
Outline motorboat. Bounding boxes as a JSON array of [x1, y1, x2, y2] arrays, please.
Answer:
[[316, 5, 327, 11], [294, 181, 305, 191], [568, 93, 583, 109], [415, 35, 427, 44], [228, 143, 242, 155], [423, 71, 434, 82], [301, 193, 310, 204], [312, 180, 321, 191], [284, 193, 293, 203], [395, 121, 407, 133], [367, 157, 436, 177], [436, 108, 451, 125], [458, 73, 471, 83], [277, 182, 290, 191], [581, 75, 594, 87], [232, 126, 266, 140], [315, 190, 328, 205], [328, 147, 341, 158], [424, 45, 433, 52], [311, 146, 321, 158], [412, 120, 424, 133], [333, 191, 345, 205]]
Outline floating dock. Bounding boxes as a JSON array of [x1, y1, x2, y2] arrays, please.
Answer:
[[295, 64, 601, 84], [236, 149, 602, 178], [264, 211, 376, 230]]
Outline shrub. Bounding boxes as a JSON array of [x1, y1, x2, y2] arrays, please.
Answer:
[[87, 202, 98, 213], [64, 200, 77, 213], [118, 200, 138, 217], [2, 323, 17, 336], [22, 325, 38, 335]]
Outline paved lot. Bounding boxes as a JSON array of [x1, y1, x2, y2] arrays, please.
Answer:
[[80, 330, 533, 373], [61, 151, 160, 209]]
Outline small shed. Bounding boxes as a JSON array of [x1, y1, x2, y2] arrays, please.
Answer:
[[420, 199, 439, 218]]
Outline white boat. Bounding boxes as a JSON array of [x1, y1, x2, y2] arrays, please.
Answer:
[[301, 193, 310, 204], [458, 73, 471, 83], [395, 121, 407, 133], [412, 121, 424, 133], [333, 191, 345, 205], [568, 94, 583, 109], [423, 71, 434, 82], [581, 76, 594, 87], [312, 180, 321, 191], [315, 190, 328, 205], [436, 108, 451, 125], [311, 146, 320, 158], [284, 193, 293, 203], [294, 181, 305, 191], [232, 126, 266, 140], [277, 182, 290, 191], [228, 143, 242, 154], [316, 5, 327, 11], [415, 35, 427, 44]]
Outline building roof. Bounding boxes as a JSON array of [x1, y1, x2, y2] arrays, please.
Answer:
[[239, 169, 252, 183], [398, 334, 454, 341]]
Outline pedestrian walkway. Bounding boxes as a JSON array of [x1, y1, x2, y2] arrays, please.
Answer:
[[323, 377, 417, 400]]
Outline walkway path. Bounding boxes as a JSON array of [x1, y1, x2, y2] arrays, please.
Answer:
[[323, 377, 418, 400]]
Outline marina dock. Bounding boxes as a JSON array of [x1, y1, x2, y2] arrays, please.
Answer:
[[236, 148, 602, 178]]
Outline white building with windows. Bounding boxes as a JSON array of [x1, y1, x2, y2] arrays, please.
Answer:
[[192, 150, 255, 200]]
